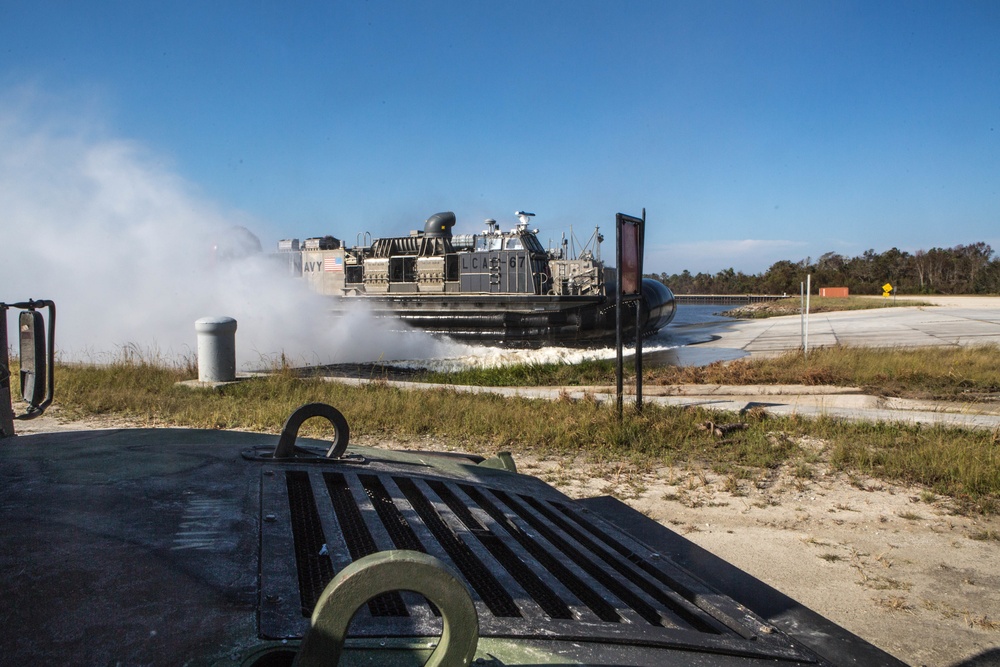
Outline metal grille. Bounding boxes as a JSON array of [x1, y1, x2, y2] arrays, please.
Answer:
[[549, 500, 758, 639], [323, 472, 408, 617], [491, 488, 676, 628], [260, 466, 817, 661], [512, 492, 725, 633], [358, 474, 424, 551], [394, 476, 520, 617], [458, 483, 623, 623], [284, 471, 334, 615], [427, 480, 572, 620]]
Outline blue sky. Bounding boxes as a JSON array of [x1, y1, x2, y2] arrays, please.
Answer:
[[2, 0, 998, 275]]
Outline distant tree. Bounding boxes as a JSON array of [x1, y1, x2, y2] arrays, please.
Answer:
[[976, 257, 1000, 293], [762, 260, 799, 295], [914, 250, 929, 292], [956, 242, 992, 293], [653, 241, 998, 296]]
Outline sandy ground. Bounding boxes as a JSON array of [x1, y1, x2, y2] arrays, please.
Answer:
[[655, 299, 999, 667], [11, 406, 1000, 667], [885, 296, 1000, 308], [519, 452, 1000, 667]]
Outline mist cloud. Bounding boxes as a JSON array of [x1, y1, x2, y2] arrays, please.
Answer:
[[0, 89, 460, 367]]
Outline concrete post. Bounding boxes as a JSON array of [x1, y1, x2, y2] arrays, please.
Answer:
[[195, 316, 238, 383]]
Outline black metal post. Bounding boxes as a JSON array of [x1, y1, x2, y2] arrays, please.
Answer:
[[615, 212, 646, 417], [635, 209, 645, 413], [615, 218, 624, 419]]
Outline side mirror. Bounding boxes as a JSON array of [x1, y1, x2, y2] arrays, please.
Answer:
[[1, 300, 55, 439], [19, 310, 46, 407]]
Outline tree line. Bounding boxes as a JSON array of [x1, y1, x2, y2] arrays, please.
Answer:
[[652, 242, 1000, 295]]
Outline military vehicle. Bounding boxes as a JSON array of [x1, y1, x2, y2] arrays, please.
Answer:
[[277, 211, 676, 345], [1, 301, 907, 666]]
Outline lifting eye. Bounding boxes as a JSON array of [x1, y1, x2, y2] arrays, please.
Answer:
[[293, 550, 479, 667], [273, 403, 350, 459]]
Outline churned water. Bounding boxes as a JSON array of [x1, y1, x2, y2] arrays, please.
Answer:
[[388, 302, 745, 372]]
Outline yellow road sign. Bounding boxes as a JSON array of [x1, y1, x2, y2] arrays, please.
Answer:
[[882, 282, 893, 293]]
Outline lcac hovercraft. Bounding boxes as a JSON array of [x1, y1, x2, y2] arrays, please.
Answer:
[[276, 211, 676, 346]]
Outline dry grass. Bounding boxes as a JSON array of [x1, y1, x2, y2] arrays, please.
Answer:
[[725, 296, 932, 319], [37, 356, 1000, 515], [423, 344, 1000, 402], [967, 615, 1000, 631], [647, 344, 1000, 400], [969, 530, 1000, 542], [873, 596, 914, 613]]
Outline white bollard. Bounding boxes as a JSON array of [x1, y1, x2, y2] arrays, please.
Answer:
[[195, 316, 238, 382]]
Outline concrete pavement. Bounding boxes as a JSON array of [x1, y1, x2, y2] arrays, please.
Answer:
[[660, 297, 1000, 427], [636, 383, 1000, 430], [690, 296, 1000, 359]]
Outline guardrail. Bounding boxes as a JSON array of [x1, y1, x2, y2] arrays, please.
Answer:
[[674, 294, 786, 305]]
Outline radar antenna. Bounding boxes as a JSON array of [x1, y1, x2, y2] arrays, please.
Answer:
[[515, 211, 536, 232]]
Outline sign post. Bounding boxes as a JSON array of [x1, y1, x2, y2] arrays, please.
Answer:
[[799, 281, 805, 351], [805, 274, 811, 357], [615, 211, 645, 417]]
